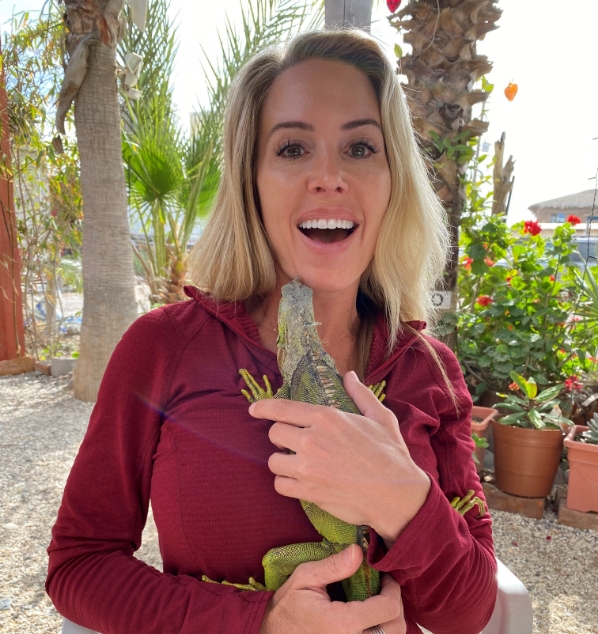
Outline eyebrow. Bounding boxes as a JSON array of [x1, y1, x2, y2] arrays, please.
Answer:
[[266, 118, 382, 140]]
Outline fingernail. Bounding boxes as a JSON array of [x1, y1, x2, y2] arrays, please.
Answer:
[[342, 546, 355, 564], [348, 371, 359, 382], [248, 403, 256, 415]]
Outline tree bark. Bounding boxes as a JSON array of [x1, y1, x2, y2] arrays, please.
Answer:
[[491, 132, 515, 216], [66, 4, 138, 402], [392, 0, 501, 328]]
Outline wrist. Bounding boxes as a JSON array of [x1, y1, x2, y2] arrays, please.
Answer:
[[373, 469, 431, 549]]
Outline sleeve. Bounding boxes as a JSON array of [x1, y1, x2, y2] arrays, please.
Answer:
[[366, 341, 497, 634], [46, 308, 272, 634]]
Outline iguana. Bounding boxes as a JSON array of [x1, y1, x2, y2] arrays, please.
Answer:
[[203, 279, 485, 598], [204, 279, 382, 600]]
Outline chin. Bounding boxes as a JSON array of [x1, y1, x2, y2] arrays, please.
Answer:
[[282, 267, 362, 296]]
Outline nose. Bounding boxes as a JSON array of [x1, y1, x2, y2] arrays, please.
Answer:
[[306, 149, 349, 196]]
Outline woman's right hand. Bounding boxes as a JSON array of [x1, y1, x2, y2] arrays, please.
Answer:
[[259, 544, 406, 634]]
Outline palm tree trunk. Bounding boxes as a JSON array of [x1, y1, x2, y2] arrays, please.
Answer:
[[63, 2, 138, 401], [391, 0, 501, 322]]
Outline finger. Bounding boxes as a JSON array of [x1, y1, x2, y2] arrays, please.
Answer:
[[294, 544, 363, 589], [366, 575, 404, 634], [379, 573, 402, 602], [343, 371, 394, 424], [268, 421, 303, 452], [249, 398, 325, 428], [268, 451, 299, 478], [342, 591, 404, 632]]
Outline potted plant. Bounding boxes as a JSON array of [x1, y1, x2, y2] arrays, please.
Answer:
[[492, 372, 572, 498], [471, 405, 497, 472], [447, 215, 596, 399], [563, 413, 598, 512]]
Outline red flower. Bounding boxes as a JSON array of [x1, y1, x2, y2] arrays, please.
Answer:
[[549, 275, 555, 281], [508, 382, 520, 391], [463, 257, 473, 270], [387, 0, 401, 12], [484, 257, 495, 267], [566, 215, 581, 225], [476, 295, 492, 307], [565, 376, 582, 391], [506, 276, 512, 284], [524, 220, 542, 236]]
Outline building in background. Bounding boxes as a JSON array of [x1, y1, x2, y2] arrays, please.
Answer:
[[529, 189, 596, 224]]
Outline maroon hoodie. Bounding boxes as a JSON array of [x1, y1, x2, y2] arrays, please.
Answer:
[[46, 287, 497, 634]]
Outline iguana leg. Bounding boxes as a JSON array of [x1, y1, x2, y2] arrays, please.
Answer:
[[368, 380, 387, 403], [201, 574, 267, 592], [239, 369, 274, 403], [450, 490, 486, 518], [262, 540, 340, 591]]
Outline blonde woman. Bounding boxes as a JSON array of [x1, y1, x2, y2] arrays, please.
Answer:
[[47, 29, 497, 634]]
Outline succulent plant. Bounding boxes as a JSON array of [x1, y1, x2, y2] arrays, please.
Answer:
[[581, 413, 598, 445]]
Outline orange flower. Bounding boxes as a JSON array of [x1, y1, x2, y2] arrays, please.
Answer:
[[508, 382, 520, 391], [549, 275, 555, 281], [463, 257, 473, 270], [504, 82, 518, 101], [484, 257, 495, 267]]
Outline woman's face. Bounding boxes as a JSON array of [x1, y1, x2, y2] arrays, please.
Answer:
[[255, 58, 392, 295]]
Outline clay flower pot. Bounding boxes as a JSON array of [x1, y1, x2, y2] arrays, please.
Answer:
[[471, 406, 498, 472], [564, 425, 598, 512], [492, 420, 564, 498]]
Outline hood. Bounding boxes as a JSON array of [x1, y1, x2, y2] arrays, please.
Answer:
[[183, 285, 425, 384]]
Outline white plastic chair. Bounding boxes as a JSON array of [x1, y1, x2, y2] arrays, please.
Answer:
[[61, 558, 532, 634]]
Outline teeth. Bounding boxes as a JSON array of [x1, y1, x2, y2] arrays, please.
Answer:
[[298, 219, 355, 230]]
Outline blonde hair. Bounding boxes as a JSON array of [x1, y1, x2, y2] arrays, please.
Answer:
[[188, 28, 449, 355]]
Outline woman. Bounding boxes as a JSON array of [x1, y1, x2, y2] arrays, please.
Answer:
[[47, 29, 497, 634]]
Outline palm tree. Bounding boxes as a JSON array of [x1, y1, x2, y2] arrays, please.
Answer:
[[389, 0, 501, 311], [122, 0, 324, 304], [57, 0, 139, 401]]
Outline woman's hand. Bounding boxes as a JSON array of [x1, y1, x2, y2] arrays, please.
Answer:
[[259, 545, 406, 634], [249, 372, 430, 546]]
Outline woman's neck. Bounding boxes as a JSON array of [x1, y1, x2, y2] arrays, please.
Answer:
[[248, 279, 361, 377]]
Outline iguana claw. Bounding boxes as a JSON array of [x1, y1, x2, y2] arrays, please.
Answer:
[[450, 490, 486, 518], [239, 369, 274, 403]]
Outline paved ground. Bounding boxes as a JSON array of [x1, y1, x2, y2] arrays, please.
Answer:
[[0, 372, 596, 633]]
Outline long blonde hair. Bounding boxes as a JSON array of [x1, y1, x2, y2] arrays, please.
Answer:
[[188, 28, 449, 353]]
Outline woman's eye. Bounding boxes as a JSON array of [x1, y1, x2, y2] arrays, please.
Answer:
[[276, 142, 304, 158], [284, 146, 302, 157], [350, 144, 368, 157]]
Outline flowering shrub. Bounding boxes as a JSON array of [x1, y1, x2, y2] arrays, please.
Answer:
[[450, 216, 595, 396]]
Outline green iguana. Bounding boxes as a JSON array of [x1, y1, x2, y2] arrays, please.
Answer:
[[203, 279, 485, 599], [204, 280, 382, 600]]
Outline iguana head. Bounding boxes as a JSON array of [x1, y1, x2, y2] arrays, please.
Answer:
[[277, 280, 319, 380]]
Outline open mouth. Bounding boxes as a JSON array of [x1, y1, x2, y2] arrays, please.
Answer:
[[298, 219, 356, 244]]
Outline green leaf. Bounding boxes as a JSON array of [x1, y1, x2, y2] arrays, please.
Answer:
[[394, 43, 403, 58], [528, 409, 543, 429], [498, 412, 527, 426], [535, 385, 562, 403], [509, 371, 530, 395]]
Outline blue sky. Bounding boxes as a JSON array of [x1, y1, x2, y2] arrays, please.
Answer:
[[2, 0, 597, 223]]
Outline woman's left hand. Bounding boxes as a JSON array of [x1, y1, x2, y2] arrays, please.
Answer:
[[248, 371, 431, 547]]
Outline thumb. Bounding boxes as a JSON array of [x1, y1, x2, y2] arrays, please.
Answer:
[[298, 544, 363, 589], [344, 371, 387, 421]]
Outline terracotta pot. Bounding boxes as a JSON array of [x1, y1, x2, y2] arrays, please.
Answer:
[[564, 425, 598, 513], [471, 406, 498, 472], [492, 420, 564, 498]]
